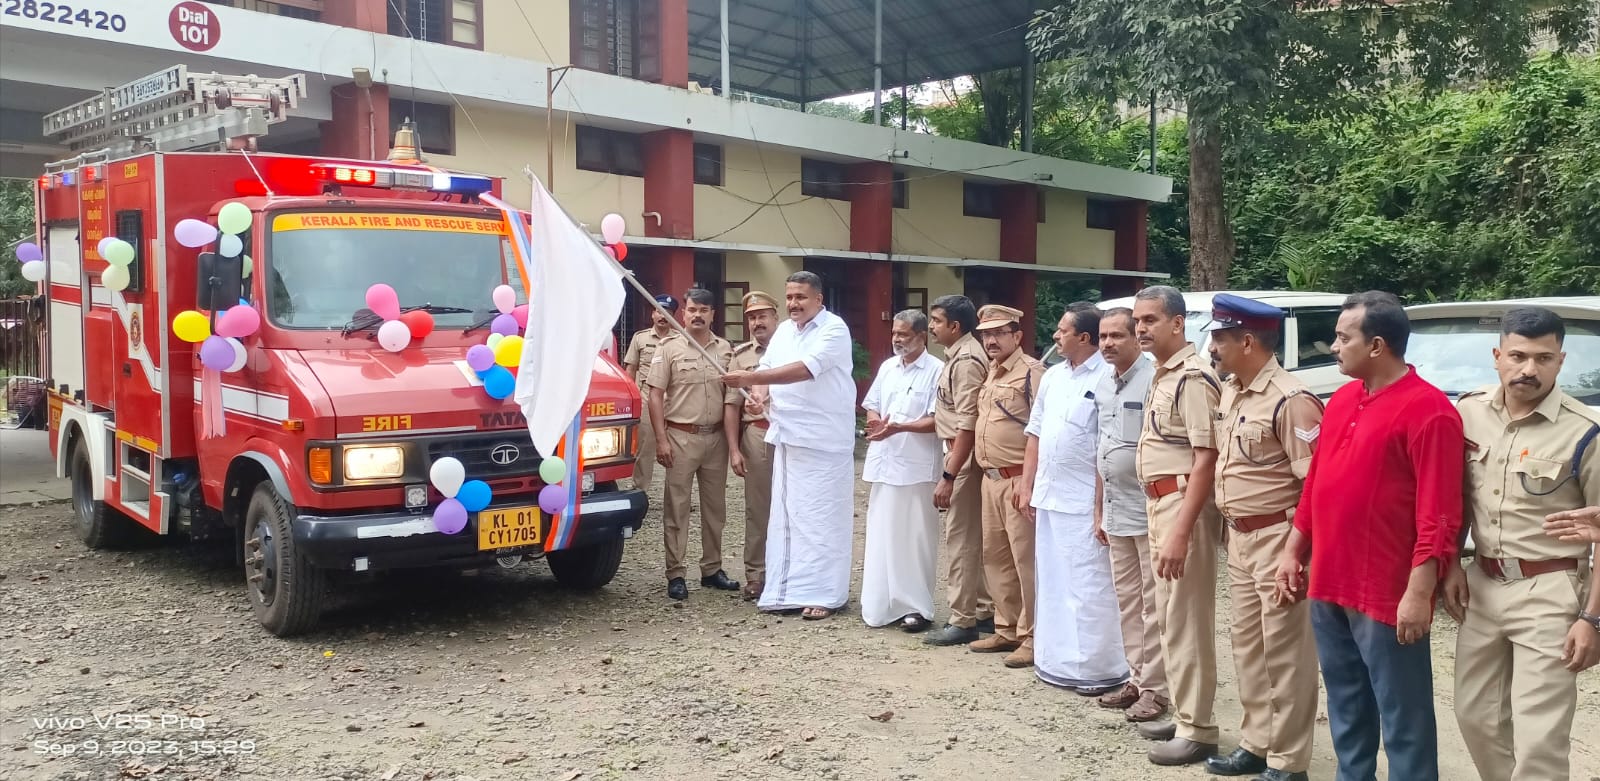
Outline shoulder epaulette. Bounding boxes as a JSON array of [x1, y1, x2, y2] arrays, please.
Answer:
[[733, 341, 756, 354]]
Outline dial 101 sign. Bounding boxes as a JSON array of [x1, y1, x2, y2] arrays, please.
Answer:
[[169, 1, 219, 52]]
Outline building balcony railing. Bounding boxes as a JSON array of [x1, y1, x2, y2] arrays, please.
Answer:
[[199, 0, 320, 22]]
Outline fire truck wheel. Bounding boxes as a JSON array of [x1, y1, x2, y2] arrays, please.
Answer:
[[242, 483, 326, 637], [70, 443, 137, 549], [545, 535, 625, 591]]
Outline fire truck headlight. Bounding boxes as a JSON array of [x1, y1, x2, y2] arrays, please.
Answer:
[[343, 445, 405, 481], [581, 427, 623, 460]]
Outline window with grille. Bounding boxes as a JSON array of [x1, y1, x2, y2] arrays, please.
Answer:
[[693, 143, 723, 186], [1086, 198, 1118, 230], [389, 99, 455, 156], [801, 158, 849, 201], [199, 0, 319, 21], [576, 126, 645, 177], [388, 0, 482, 48], [572, 0, 647, 78], [963, 181, 1000, 219]]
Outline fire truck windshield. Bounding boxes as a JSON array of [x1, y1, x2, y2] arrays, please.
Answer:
[[264, 211, 518, 329]]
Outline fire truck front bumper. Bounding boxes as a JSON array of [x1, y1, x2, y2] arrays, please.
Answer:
[[291, 488, 648, 570]]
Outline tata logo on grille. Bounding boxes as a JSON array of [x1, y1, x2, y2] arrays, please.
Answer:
[[489, 443, 521, 465]]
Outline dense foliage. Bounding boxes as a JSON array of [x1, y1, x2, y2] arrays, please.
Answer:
[[0, 179, 35, 299]]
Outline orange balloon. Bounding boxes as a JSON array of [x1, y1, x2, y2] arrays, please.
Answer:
[[400, 310, 434, 339], [611, 242, 628, 262]]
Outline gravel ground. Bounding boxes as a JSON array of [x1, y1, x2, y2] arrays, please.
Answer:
[[2, 469, 1597, 781]]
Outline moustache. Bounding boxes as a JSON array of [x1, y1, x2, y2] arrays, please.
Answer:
[[1512, 377, 1540, 386]]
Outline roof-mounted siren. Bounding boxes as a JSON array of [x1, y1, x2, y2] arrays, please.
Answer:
[[387, 118, 424, 164]]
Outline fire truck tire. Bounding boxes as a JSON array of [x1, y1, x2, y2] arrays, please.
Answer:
[[545, 535, 625, 591], [242, 483, 326, 637], [70, 444, 138, 549]]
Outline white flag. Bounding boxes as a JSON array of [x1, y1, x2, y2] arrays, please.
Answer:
[[481, 184, 624, 457]]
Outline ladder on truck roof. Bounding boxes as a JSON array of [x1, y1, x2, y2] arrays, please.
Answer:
[[41, 65, 307, 162]]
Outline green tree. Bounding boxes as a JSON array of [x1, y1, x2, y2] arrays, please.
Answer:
[[0, 179, 38, 299], [1028, 0, 1596, 290]]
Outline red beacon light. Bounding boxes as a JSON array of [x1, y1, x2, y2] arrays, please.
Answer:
[[307, 162, 492, 197]]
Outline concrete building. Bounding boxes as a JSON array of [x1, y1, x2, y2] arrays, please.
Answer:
[[0, 0, 1170, 366]]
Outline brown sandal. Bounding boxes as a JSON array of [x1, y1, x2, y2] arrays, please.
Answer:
[[1125, 691, 1170, 722], [801, 606, 836, 621], [742, 581, 764, 601], [1096, 682, 1140, 709]]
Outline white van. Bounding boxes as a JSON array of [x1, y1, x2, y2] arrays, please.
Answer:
[[1406, 296, 1600, 410]]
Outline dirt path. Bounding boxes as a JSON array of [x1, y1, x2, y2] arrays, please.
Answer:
[[2, 474, 1597, 781]]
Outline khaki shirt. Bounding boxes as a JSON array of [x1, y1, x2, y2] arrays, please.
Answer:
[[1214, 357, 1324, 518], [974, 349, 1044, 469], [935, 332, 988, 441], [646, 335, 733, 427], [1136, 343, 1221, 482], [623, 328, 676, 387], [1459, 386, 1600, 561], [724, 340, 768, 423]]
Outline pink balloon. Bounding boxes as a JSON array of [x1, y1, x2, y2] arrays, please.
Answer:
[[600, 213, 626, 245], [490, 314, 519, 336], [538, 484, 569, 515], [603, 246, 616, 260], [198, 335, 234, 371], [215, 304, 261, 338], [365, 283, 400, 321], [376, 319, 411, 352], [492, 284, 516, 315], [433, 498, 468, 535], [512, 304, 529, 329], [465, 344, 495, 373]]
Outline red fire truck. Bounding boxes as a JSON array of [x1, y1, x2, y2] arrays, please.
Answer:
[[34, 67, 647, 636]]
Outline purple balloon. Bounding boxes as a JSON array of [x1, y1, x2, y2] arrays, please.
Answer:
[[490, 313, 519, 337], [465, 344, 496, 373], [15, 242, 42, 263], [538, 483, 569, 515], [433, 498, 468, 535], [198, 335, 234, 371], [174, 218, 219, 249]]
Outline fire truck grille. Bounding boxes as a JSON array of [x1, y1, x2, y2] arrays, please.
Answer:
[[428, 434, 542, 479]]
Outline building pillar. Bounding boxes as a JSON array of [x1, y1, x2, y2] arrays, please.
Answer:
[[321, 0, 387, 31], [1103, 200, 1150, 299], [848, 162, 894, 390], [642, 128, 695, 301], [998, 184, 1039, 355], [321, 83, 390, 161], [654, 0, 691, 88]]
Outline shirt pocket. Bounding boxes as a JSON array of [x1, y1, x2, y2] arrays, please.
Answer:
[[1511, 455, 1567, 496], [1119, 401, 1144, 443], [989, 384, 1027, 422], [1233, 421, 1284, 466], [894, 387, 934, 421], [1464, 442, 1492, 492], [672, 357, 708, 384]]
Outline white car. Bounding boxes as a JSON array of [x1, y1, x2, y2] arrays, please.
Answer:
[[1405, 296, 1600, 409]]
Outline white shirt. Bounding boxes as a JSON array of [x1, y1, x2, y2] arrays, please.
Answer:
[[1095, 355, 1155, 536], [1025, 350, 1110, 514], [759, 307, 858, 454], [861, 350, 944, 485]]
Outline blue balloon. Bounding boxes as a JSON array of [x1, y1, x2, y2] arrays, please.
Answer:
[[483, 365, 515, 400], [457, 479, 492, 513]]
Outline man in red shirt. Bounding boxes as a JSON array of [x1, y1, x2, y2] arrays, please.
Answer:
[[1274, 291, 1463, 781]]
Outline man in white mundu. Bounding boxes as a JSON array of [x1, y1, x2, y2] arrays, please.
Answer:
[[722, 271, 858, 620], [1017, 304, 1130, 692], [860, 310, 945, 631]]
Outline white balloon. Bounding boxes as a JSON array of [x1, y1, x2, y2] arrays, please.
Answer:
[[429, 457, 466, 498], [225, 338, 248, 372], [219, 233, 243, 258], [101, 263, 130, 292], [600, 213, 626, 244], [491, 284, 516, 315], [376, 319, 411, 352], [20, 260, 46, 283]]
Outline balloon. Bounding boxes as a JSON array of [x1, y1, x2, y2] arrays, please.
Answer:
[[376, 319, 411, 352], [611, 242, 628, 262], [15, 241, 41, 263], [101, 264, 130, 292], [215, 304, 261, 338], [465, 344, 496, 373], [101, 238, 135, 266], [432, 498, 469, 535], [490, 313, 518, 337], [174, 218, 219, 248], [600, 212, 626, 244], [199, 335, 234, 371], [494, 335, 523, 367], [20, 260, 46, 283], [539, 456, 567, 485], [96, 237, 118, 259], [512, 304, 529, 329], [603, 246, 615, 260], [365, 283, 400, 321], [172, 310, 210, 343], [225, 338, 248, 372], [217, 202, 252, 235], [400, 310, 435, 340], [219, 233, 243, 258], [429, 457, 466, 498], [538, 484, 569, 515], [482, 365, 514, 400], [457, 480, 492, 513], [492, 284, 516, 315], [486, 333, 504, 350], [241, 255, 253, 277]]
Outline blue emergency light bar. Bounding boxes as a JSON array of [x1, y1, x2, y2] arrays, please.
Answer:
[[310, 163, 493, 196]]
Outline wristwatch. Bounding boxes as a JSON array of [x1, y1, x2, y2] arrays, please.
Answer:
[[1581, 612, 1600, 632], [941, 471, 956, 482]]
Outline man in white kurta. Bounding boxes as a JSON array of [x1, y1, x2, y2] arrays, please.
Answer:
[[1017, 304, 1129, 693], [860, 311, 945, 630], [721, 272, 858, 619]]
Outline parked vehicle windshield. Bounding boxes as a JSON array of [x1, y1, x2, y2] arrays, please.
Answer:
[[264, 211, 516, 329], [1408, 316, 1600, 405]]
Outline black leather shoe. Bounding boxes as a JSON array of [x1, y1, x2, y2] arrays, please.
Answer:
[[975, 617, 996, 634], [1253, 770, 1308, 781], [1205, 747, 1268, 776], [667, 578, 688, 600], [922, 624, 980, 646], [700, 570, 740, 591]]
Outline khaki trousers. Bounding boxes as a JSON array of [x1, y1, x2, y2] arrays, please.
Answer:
[[1455, 562, 1586, 781], [661, 428, 728, 581], [739, 424, 772, 584], [944, 453, 993, 629], [1146, 489, 1220, 744], [980, 473, 1034, 646], [1108, 533, 1168, 698], [633, 396, 657, 488], [1226, 520, 1318, 772]]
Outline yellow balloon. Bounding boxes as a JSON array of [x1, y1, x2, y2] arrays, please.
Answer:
[[173, 310, 210, 343], [494, 335, 523, 367]]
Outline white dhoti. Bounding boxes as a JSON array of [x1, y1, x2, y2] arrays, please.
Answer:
[[860, 481, 939, 627], [758, 444, 856, 612], [1035, 507, 1130, 689]]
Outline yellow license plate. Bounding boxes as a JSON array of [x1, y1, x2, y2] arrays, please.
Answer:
[[476, 506, 542, 550]]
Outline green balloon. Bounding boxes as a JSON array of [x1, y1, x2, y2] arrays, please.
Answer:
[[217, 202, 252, 236], [102, 238, 135, 266], [241, 255, 253, 277], [539, 456, 566, 484]]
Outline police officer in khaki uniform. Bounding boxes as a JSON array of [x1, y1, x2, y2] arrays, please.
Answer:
[[1202, 295, 1322, 781], [968, 304, 1045, 669], [726, 291, 779, 602], [1131, 285, 1223, 766], [926, 294, 997, 646], [648, 289, 739, 601], [624, 294, 681, 489], [1442, 306, 1600, 781]]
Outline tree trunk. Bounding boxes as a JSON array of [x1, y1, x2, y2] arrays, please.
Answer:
[[1186, 115, 1235, 291]]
